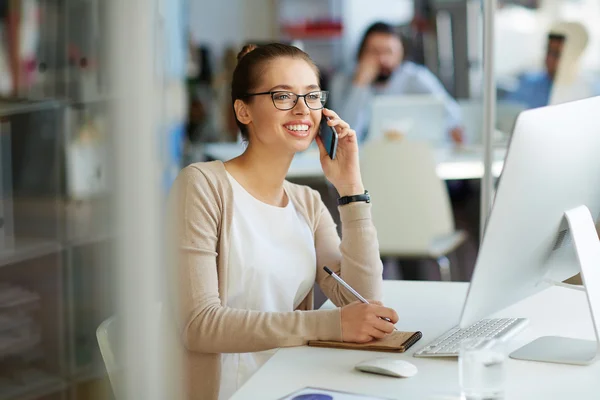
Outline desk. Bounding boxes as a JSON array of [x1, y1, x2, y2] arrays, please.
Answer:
[[231, 281, 598, 400], [202, 143, 506, 181]]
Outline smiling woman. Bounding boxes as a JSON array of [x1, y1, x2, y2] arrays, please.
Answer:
[[167, 43, 397, 400]]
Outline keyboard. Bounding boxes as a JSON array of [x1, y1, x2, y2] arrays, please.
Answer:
[[413, 318, 529, 357]]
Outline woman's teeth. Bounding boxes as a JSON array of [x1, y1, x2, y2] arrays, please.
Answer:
[[286, 125, 309, 131]]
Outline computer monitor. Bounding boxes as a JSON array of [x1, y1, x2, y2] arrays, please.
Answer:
[[459, 96, 600, 364], [369, 95, 447, 145]]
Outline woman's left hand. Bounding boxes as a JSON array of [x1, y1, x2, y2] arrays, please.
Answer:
[[315, 108, 365, 197]]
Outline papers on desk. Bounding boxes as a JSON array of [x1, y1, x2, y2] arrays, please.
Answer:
[[278, 387, 392, 400]]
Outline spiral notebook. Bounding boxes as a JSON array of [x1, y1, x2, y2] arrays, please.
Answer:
[[308, 331, 422, 353]]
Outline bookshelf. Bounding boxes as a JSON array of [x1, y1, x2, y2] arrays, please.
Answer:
[[276, 0, 345, 73], [0, 1, 113, 399]]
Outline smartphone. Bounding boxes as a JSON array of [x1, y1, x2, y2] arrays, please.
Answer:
[[319, 116, 338, 160]]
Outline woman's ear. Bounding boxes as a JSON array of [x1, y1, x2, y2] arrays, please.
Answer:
[[234, 99, 252, 125]]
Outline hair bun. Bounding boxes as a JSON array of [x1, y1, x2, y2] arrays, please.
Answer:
[[237, 44, 258, 62]]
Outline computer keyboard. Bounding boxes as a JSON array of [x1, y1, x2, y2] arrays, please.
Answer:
[[413, 318, 529, 357]]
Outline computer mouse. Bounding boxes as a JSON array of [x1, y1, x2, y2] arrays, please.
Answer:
[[355, 357, 418, 378]]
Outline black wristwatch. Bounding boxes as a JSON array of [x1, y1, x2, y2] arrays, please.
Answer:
[[337, 190, 370, 206]]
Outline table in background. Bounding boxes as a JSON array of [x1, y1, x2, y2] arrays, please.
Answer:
[[201, 143, 506, 181]]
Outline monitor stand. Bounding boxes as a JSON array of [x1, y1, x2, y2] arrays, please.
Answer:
[[510, 205, 600, 365]]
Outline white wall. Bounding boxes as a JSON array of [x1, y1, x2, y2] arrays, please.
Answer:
[[189, 0, 277, 67], [495, 0, 600, 78]]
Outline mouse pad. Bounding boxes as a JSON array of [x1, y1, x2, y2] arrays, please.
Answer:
[[308, 331, 422, 353]]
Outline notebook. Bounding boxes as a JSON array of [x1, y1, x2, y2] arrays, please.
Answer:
[[308, 331, 422, 353]]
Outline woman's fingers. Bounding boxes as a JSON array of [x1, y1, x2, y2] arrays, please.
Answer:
[[323, 108, 351, 137], [322, 108, 339, 120]]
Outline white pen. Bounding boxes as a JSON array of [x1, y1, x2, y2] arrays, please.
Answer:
[[323, 266, 396, 327]]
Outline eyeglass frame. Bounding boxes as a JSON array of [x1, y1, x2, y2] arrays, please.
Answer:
[[240, 90, 329, 110]]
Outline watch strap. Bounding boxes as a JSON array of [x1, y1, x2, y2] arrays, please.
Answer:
[[337, 190, 370, 206]]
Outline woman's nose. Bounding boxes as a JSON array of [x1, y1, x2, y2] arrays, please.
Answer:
[[293, 97, 310, 114]]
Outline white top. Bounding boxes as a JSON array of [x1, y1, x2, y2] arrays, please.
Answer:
[[231, 281, 600, 400], [218, 172, 316, 400]]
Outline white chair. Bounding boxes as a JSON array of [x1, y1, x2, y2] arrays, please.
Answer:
[[96, 315, 119, 397], [96, 303, 163, 398], [360, 140, 467, 281]]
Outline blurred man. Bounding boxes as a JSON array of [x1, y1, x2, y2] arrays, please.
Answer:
[[503, 33, 566, 109], [329, 22, 464, 144]]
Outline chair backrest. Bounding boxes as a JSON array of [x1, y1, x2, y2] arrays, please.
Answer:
[[96, 315, 119, 396], [360, 140, 455, 255], [96, 303, 163, 398]]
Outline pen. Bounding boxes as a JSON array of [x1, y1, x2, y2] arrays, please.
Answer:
[[323, 266, 396, 327]]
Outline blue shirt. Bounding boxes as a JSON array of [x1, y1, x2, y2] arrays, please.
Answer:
[[503, 72, 552, 110], [329, 61, 463, 142]]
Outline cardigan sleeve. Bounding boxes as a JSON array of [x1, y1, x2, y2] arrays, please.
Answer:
[[311, 190, 384, 307]]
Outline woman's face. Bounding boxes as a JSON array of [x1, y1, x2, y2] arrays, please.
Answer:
[[240, 57, 323, 154]]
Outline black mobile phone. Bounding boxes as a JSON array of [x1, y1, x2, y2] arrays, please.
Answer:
[[319, 116, 338, 160]]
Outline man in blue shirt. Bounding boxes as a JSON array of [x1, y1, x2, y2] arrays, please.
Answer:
[[329, 22, 464, 144], [503, 33, 565, 109]]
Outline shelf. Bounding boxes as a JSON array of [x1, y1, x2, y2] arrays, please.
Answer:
[[0, 99, 63, 118], [0, 371, 67, 400], [66, 232, 112, 248], [0, 331, 40, 358], [282, 36, 342, 44], [70, 362, 108, 385], [0, 284, 40, 309], [0, 225, 111, 269], [64, 198, 112, 247], [0, 238, 62, 268], [282, 32, 343, 40]]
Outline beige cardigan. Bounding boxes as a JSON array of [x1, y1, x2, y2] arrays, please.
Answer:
[[168, 161, 383, 400]]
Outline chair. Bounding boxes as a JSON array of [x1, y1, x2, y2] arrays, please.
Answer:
[[97, 315, 119, 397], [360, 140, 466, 281], [96, 303, 163, 398]]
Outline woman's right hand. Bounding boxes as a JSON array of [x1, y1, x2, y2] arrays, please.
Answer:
[[340, 301, 399, 343]]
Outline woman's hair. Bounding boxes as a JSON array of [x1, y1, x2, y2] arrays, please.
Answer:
[[231, 43, 320, 140]]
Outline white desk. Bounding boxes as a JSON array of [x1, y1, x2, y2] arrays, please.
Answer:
[[202, 143, 506, 181], [231, 281, 598, 400]]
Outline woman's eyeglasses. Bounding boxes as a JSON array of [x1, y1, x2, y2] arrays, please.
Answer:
[[242, 90, 328, 110]]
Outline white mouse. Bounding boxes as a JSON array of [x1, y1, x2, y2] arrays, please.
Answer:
[[355, 358, 418, 378]]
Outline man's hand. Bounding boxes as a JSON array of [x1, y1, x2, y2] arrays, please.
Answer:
[[450, 127, 465, 145], [353, 56, 380, 86]]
